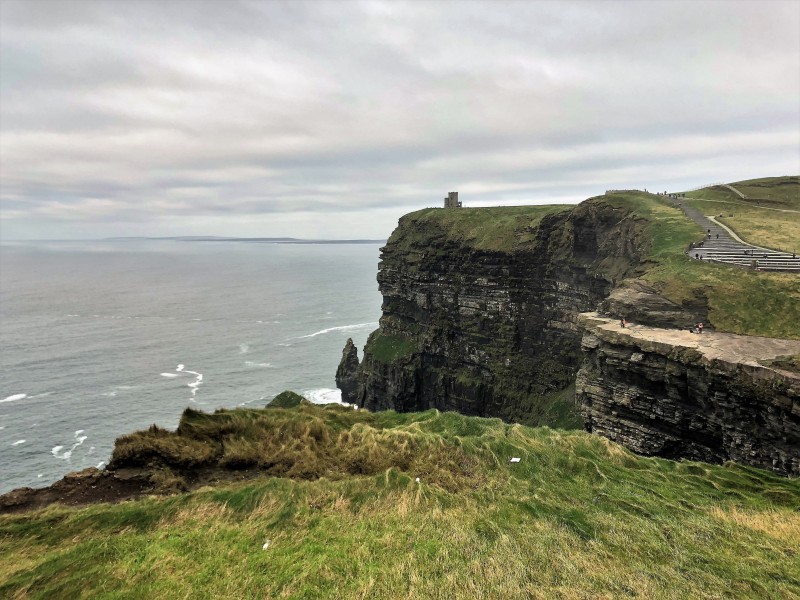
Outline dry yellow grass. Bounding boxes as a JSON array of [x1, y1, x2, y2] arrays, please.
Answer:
[[710, 505, 800, 543]]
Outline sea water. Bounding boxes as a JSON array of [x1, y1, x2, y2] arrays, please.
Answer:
[[0, 239, 383, 494]]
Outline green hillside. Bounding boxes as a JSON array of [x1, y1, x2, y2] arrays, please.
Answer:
[[603, 188, 800, 339], [2, 403, 798, 599], [683, 176, 799, 253]]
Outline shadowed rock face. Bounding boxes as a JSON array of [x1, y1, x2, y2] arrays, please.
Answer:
[[354, 199, 649, 425], [576, 313, 800, 476], [336, 338, 360, 405]]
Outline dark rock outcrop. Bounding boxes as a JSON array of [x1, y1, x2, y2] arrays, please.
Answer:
[[0, 467, 156, 514], [336, 338, 360, 405], [576, 313, 800, 476], [599, 279, 707, 330]]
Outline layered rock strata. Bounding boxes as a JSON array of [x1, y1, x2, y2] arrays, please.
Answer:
[[335, 338, 360, 405], [576, 313, 800, 475], [354, 199, 652, 425]]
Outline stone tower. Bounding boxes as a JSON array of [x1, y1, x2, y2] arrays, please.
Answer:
[[443, 191, 462, 208]]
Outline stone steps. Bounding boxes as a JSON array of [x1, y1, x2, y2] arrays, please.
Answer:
[[661, 194, 799, 272]]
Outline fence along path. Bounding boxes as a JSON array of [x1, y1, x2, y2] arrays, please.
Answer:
[[663, 195, 800, 273]]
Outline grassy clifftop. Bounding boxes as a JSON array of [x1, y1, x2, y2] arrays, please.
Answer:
[[2, 403, 799, 598], [383, 182, 799, 339], [602, 187, 800, 339], [387, 204, 572, 252]]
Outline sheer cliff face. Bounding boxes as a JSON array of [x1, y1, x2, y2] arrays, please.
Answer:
[[356, 199, 648, 425], [576, 314, 800, 476]]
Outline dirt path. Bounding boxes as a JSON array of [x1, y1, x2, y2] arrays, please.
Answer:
[[584, 313, 800, 369]]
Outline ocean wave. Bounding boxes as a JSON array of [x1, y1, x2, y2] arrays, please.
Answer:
[[11, 439, 26, 446], [0, 393, 27, 404], [185, 370, 203, 399], [302, 388, 343, 405], [244, 361, 273, 368], [239, 344, 249, 354], [51, 430, 89, 461], [298, 322, 377, 339], [160, 373, 179, 378]]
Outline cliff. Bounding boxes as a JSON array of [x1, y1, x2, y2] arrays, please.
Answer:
[[348, 185, 800, 475], [576, 313, 800, 476], [355, 198, 672, 426]]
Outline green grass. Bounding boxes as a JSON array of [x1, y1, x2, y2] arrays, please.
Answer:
[[366, 331, 420, 364], [683, 176, 800, 252], [268, 390, 305, 408], [389, 205, 572, 252], [602, 189, 800, 339], [2, 404, 799, 598]]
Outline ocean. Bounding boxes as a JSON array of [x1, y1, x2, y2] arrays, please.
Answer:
[[0, 239, 383, 494]]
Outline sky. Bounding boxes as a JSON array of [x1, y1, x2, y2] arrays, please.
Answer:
[[1, 0, 798, 240]]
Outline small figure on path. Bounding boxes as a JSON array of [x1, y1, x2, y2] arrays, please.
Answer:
[[697, 323, 704, 334], [716, 233, 719, 239], [620, 318, 627, 328]]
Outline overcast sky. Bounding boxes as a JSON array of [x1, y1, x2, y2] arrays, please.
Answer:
[[1, 0, 798, 240]]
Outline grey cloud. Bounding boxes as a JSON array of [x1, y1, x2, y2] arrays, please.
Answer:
[[1, 0, 798, 239]]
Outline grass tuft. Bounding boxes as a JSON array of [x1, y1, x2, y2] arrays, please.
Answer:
[[3, 404, 798, 598]]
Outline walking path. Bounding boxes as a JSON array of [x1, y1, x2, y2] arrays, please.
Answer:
[[662, 196, 800, 272], [581, 313, 800, 371]]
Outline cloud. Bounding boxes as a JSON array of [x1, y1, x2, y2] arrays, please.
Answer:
[[1, 0, 798, 239]]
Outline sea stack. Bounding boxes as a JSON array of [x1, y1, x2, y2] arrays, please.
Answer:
[[336, 338, 360, 404]]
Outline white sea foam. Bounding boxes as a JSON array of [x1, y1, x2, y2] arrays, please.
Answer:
[[51, 430, 89, 461], [176, 364, 185, 372], [303, 388, 343, 405], [185, 369, 203, 398], [245, 361, 273, 368], [160, 373, 179, 378], [1, 393, 27, 404], [96, 461, 106, 469], [0, 426, 4, 430], [239, 344, 249, 354], [12, 439, 26, 446], [298, 322, 377, 339]]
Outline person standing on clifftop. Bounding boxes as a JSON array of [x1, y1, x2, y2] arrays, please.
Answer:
[[697, 323, 704, 334]]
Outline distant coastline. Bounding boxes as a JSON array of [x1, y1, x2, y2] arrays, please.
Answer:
[[103, 236, 386, 244]]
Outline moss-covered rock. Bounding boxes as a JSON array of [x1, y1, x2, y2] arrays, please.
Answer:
[[268, 390, 305, 409]]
